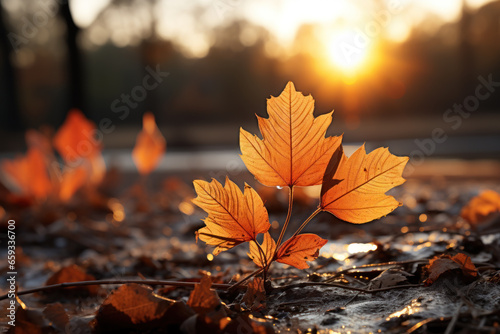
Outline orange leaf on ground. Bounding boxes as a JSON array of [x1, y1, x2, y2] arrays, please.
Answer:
[[58, 166, 87, 202], [276, 234, 327, 269], [242, 277, 266, 311], [248, 232, 276, 268], [320, 145, 408, 224], [192, 177, 270, 255], [424, 253, 478, 286], [45, 264, 99, 295], [461, 190, 500, 225], [187, 275, 222, 314], [1, 148, 52, 200], [240, 81, 342, 187], [95, 284, 193, 333], [132, 112, 166, 175], [53, 109, 101, 162]]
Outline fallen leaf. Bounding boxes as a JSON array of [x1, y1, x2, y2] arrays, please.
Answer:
[[95, 284, 193, 332], [45, 264, 98, 295], [276, 234, 327, 269], [368, 269, 411, 290], [424, 253, 478, 286], [248, 232, 276, 268], [187, 275, 222, 314], [321, 145, 408, 224], [461, 190, 500, 225], [1, 148, 52, 200], [58, 166, 87, 202], [53, 109, 101, 162], [192, 177, 270, 255], [132, 112, 166, 175], [240, 81, 342, 187], [241, 277, 266, 311], [43, 303, 69, 332], [222, 313, 274, 334]]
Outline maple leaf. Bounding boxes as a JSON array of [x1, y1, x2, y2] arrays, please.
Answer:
[[248, 232, 276, 268], [240, 81, 342, 187], [192, 177, 270, 255], [53, 109, 101, 162], [424, 253, 478, 286], [58, 166, 87, 202], [461, 190, 500, 225], [241, 277, 266, 311], [320, 145, 408, 224], [187, 275, 221, 314], [132, 112, 166, 175], [1, 148, 52, 200], [276, 234, 327, 269]]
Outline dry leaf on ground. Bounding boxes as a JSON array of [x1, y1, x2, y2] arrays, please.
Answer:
[[132, 112, 166, 175], [424, 253, 478, 286], [461, 190, 500, 225]]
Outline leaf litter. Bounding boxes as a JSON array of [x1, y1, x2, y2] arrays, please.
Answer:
[[0, 83, 499, 333]]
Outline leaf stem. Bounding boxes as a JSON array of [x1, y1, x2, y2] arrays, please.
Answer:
[[273, 186, 294, 256], [291, 207, 322, 237], [229, 267, 264, 290]]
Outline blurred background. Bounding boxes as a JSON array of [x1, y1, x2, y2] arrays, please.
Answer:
[[0, 0, 499, 160]]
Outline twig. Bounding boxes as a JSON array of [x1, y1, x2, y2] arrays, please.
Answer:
[[271, 282, 422, 294], [0, 279, 240, 301], [229, 267, 264, 290], [444, 301, 463, 334]]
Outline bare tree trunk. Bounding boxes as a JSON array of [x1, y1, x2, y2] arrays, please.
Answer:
[[460, 0, 474, 96], [0, 7, 22, 130], [59, 2, 85, 114]]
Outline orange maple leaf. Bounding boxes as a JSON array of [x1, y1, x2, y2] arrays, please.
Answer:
[[460, 190, 500, 225], [248, 232, 326, 269], [320, 145, 408, 224], [424, 253, 478, 286], [276, 234, 327, 269], [132, 112, 166, 175], [58, 166, 88, 202], [192, 177, 270, 255], [248, 232, 276, 268], [53, 109, 101, 162], [1, 148, 52, 200], [240, 81, 342, 187]]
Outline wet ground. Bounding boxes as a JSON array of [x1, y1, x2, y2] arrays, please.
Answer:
[[0, 159, 499, 333]]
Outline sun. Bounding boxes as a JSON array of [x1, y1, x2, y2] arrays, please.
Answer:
[[325, 29, 371, 74]]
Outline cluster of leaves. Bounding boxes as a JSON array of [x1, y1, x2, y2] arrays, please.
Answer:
[[0, 110, 165, 205], [192, 82, 409, 274]]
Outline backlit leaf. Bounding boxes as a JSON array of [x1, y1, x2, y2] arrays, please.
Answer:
[[1, 148, 52, 200], [58, 166, 87, 202], [240, 81, 342, 187], [192, 177, 270, 255], [276, 234, 327, 269], [248, 232, 276, 268], [53, 109, 101, 162], [461, 190, 500, 225], [132, 112, 166, 175], [321, 145, 408, 224]]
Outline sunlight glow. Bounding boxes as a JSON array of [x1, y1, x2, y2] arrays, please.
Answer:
[[325, 29, 371, 74], [70, 0, 111, 28]]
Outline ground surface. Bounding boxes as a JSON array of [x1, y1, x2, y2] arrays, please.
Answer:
[[1, 162, 499, 333]]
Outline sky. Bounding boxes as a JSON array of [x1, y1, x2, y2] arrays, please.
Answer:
[[9, 0, 491, 63]]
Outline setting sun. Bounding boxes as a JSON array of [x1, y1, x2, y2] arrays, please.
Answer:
[[325, 29, 371, 74]]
